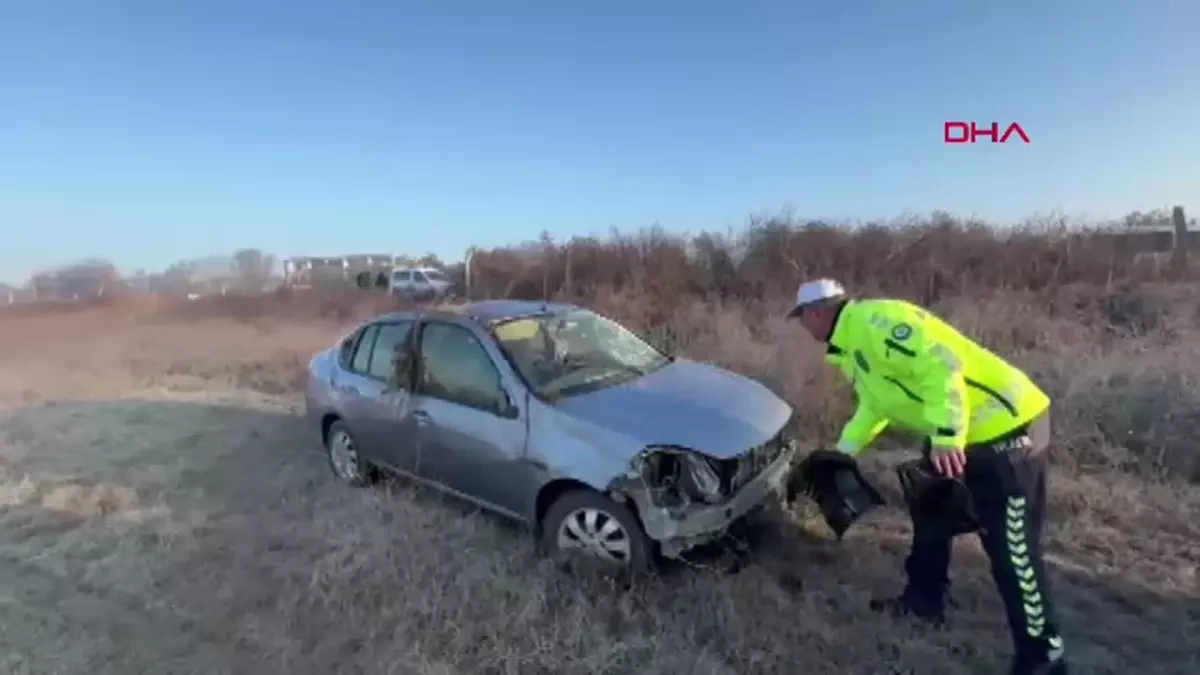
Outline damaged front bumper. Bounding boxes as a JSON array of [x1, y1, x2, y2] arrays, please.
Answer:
[[623, 443, 798, 558]]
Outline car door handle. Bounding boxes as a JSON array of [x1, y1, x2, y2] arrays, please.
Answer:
[[412, 410, 431, 426]]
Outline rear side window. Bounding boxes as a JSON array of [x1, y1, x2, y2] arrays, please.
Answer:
[[367, 321, 414, 382], [338, 329, 362, 366], [350, 325, 380, 374], [393, 271, 411, 281]]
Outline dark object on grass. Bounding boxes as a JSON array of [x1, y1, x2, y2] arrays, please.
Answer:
[[895, 458, 980, 536], [787, 450, 886, 539]]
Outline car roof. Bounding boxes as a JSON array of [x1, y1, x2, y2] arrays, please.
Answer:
[[371, 299, 581, 327]]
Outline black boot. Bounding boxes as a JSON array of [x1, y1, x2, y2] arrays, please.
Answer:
[[1010, 657, 1068, 675], [1010, 641, 1068, 675], [869, 591, 948, 626]]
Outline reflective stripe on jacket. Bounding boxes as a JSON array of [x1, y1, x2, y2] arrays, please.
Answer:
[[825, 298, 1051, 455]]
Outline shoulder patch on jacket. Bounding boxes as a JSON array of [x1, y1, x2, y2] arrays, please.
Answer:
[[891, 323, 913, 341]]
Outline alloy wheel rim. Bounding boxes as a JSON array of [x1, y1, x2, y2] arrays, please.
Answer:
[[556, 507, 632, 566], [329, 430, 361, 481]]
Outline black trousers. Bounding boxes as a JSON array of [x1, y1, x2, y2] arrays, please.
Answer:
[[903, 413, 1066, 670]]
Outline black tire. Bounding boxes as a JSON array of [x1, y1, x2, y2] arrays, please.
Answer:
[[540, 489, 653, 574], [324, 421, 378, 487]]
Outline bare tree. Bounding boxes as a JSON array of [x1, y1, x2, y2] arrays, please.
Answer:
[[413, 252, 444, 268], [232, 248, 277, 291], [149, 259, 196, 295], [29, 258, 125, 300]]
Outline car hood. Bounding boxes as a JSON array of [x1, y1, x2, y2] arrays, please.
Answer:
[[551, 358, 793, 459]]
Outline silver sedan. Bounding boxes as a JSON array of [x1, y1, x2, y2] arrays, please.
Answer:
[[305, 300, 797, 572]]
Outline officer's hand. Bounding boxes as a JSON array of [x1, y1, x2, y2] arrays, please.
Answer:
[[930, 445, 967, 478]]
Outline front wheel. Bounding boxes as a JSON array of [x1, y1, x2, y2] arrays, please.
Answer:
[[540, 489, 653, 574]]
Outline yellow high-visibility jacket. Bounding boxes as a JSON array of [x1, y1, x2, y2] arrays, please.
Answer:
[[825, 298, 1050, 456]]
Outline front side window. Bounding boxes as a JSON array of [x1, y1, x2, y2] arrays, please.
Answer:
[[491, 309, 670, 400], [417, 322, 508, 413]]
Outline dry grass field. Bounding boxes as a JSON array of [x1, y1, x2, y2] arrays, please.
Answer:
[[2, 222, 1199, 674]]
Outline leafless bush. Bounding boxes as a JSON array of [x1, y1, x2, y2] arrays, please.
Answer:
[[464, 215, 1179, 304]]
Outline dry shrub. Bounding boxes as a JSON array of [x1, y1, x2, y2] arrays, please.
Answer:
[[1054, 359, 1200, 482], [463, 215, 1178, 305], [53, 214, 1192, 484], [456, 215, 1198, 485]]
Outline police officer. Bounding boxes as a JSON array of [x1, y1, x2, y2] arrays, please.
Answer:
[[786, 279, 1068, 675]]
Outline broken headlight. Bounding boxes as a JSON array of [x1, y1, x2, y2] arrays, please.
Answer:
[[730, 429, 790, 492], [679, 452, 724, 504], [632, 446, 727, 507]]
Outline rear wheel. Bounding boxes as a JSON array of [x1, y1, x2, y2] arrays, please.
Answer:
[[540, 489, 652, 574], [325, 421, 378, 487]]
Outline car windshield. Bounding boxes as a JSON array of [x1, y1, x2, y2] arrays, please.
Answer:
[[491, 309, 671, 400], [422, 270, 446, 281]]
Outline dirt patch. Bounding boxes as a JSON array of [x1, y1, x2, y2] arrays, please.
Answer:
[[39, 483, 141, 520]]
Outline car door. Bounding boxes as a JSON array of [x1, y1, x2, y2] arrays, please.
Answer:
[[331, 323, 381, 447], [410, 320, 533, 520], [337, 320, 421, 474]]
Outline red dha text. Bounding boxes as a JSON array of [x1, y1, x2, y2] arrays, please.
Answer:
[[944, 121, 1030, 144]]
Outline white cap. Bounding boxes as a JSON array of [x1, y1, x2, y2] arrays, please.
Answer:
[[786, 278, 845, 317]]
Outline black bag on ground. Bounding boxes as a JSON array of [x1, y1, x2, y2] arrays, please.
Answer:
[[787, 450, 886, 539], [895, 459, 980, 536]]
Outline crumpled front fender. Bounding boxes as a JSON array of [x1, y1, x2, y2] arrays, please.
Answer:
[[610, 444, 798, 558]]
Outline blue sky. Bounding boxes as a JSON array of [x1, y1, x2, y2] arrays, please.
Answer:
[[1, 1, 1197, 283]]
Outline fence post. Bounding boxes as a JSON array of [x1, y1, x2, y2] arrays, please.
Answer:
[[1171, 205, 1188, 278], [563, 243, 573, 298], [464, 247, 476, 300]]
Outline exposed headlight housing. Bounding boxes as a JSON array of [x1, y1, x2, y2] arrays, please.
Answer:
[[634, 445, 727, 506], [731, 427, 793, 492], [679, 452, 724, 504]]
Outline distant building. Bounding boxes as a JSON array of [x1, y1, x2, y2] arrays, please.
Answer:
[[282, 254, 398, 288]]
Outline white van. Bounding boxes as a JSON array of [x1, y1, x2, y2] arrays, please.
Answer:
[[388, 266, 451, 300]]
